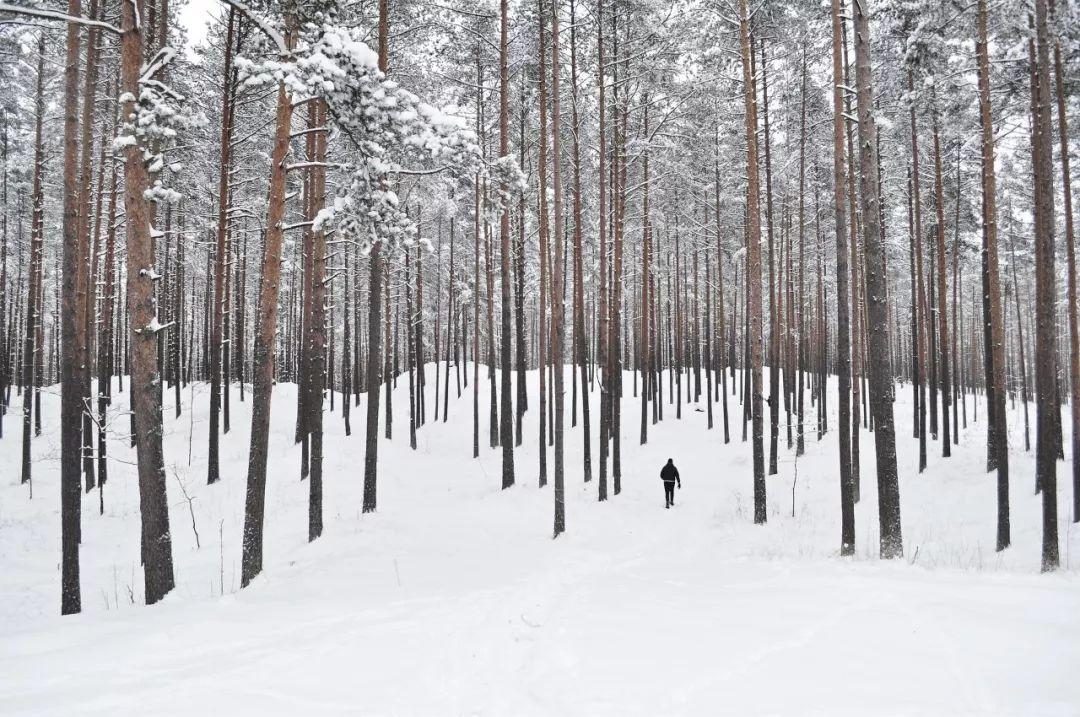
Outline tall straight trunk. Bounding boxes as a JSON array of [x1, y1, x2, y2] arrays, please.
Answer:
[[570, 0, 591, 481], [640, 100, 651, 445], [364, 2, 390, 511], [383, 234, 392, 436], [22, 37, 46, 489], [853, 0, 902, 558], [498, 0, 515, 488], [121, 0, 176, 603], [910, 71, 929, 472], [795, 54, 807, 457], [537, 1, 549, 486], [551, 0, 567, 535], [975, 0, 1008, 548], [610, 2, 625, 494], [951, 149, 961, 441], [1031, 0, 1059, 570], [306, 100, 327, 541], [831, 0, 854, 553], [446, 217, 456, 423], [208, 7, 235, 485], [407, 248, 417, 449], [1049, 0, 1079, 524], [342, 216, 352, 435], [0, 119, 6, 440], [60, 0, 84, 616], [415, 230, 426, 427], [1008, 230, 1031, 452], [932, 106, 952, 456], [739, 0, 765, 524], [841, 13, 860, 499], [241, 12, 299, 586], [760, 38, 779, 477], [295, 122, 315, 473], [515, 85, 527, 439], [596, 0, 608, 501], [472, 38, 482, 459], [77, 0, 101, 493], [97, 97, 119, 509], [486, 206, 497, 448], [704, 246, 713, 430], [714, 162, 730, 444]]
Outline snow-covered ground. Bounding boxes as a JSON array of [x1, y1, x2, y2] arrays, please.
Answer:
[[1, 367, 1078, 715]]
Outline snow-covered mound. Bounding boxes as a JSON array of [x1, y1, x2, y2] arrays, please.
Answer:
[[1, 368, 1077, 715]]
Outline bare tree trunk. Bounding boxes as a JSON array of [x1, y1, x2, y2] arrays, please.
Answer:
[[537, 2, 549, 486], [840, 13, 860, 500], [97, 96, 119, 511], [853, 0, 902, 558], [446, 218, 456, 423], [831, 0, 854, 552], [610, 2, 625, 495], [640, 98, 651, 445], [497, 0, 515, 488], [931, 104, 952, 456], [121, 0, 175, 603], [22, 36, 46, 490], [795, 53, 806, 457], [909, 71, 929, 473], [306, 101, 327, 540], [739, 0, 765, 524], [596, 0, 608, 501], [363, 0, 390, 512], [975, 0, 1010, 548], [760, 38, 780, 477], [1031, 0, 1059, 570], [241, 12, 298, 585], [76, 0, 101, 494], [515, 84, 527, 439], [715, 155, 730, 444], [570, 0, 591, 481], [60, 0, 84, 615], [208, 7, 235, 485], [1048, 0, 1079, 524], [551, 0, 567, 535]]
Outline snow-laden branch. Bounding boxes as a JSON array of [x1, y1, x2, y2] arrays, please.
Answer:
[[141, 47, 176, 84], [217, 0, 286, 55], [0, 2, 121, 33]]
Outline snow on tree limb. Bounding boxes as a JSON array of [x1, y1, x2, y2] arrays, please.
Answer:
[[0, 2, 121, 34]]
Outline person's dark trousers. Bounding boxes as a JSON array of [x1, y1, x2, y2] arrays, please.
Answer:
[[664, 481, 675, 508]]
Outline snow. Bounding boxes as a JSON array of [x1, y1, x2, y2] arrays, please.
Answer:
[[1, 369, 1078, 715]]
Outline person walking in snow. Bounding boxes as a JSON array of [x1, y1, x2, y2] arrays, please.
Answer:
[[660, 458, 681, 508]]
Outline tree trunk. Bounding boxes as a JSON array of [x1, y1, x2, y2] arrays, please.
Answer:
[[831, 0, 854, 552], [931, 105, 952, 456], [537, 1, 550, 486], [241, 12, 298, 586], [975, 0, 1010, 548], [498, 0, 515, 488], [1031, 0, 1059, 570], [121, 0, 176, 603], [596, 0, 608, 501], [853, 0, 902, 558], [570, 0, 591, 481], [60, 0, 84, 615], [551, 0, 566, 535], [1049, 0, 1079, 524], [739, 0, 766, 524], [22, 37, 46, 490], [208, 7, 235, 485], [909, 71, 929, 473]]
